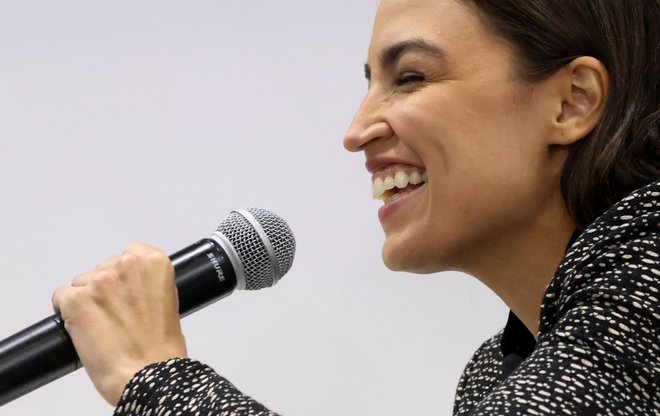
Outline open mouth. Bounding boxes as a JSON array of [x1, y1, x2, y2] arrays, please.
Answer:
[[372, 168, 428, 204]]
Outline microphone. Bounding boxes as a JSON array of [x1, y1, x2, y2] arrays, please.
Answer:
[[0, 208, 295, 406]]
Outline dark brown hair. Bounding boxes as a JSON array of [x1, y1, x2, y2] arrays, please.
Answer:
[[467, 0, 660, 229]]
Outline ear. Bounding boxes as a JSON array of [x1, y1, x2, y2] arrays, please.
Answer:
[[550, 56, 609, 145]]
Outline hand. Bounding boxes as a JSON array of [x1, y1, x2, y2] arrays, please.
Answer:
[[52, 243, 187, 406]]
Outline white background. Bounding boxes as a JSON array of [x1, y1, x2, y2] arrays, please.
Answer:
[[0, 1, 507, 415]]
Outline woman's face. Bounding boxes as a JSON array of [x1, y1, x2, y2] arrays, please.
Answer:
[[344, 0, 566, 274]]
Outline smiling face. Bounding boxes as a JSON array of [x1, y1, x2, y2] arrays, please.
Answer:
[[344, 0, 572, 275]]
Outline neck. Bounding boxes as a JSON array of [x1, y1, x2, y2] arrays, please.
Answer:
[[463, 198, 576, 337]]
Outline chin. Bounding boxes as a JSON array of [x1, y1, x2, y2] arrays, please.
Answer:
[[381, 242, 444, 274]]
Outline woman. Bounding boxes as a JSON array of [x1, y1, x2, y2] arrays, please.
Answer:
[[53, 0, 659, 414]]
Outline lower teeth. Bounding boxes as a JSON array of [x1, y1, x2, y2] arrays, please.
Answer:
[[383, 183, 425, 204], [386, 192, 404, 204]]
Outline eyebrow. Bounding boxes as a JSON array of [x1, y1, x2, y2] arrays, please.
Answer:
[[364, 38, 447, 81]]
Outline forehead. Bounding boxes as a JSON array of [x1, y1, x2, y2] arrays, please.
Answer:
[[369, 0, 485, 60]]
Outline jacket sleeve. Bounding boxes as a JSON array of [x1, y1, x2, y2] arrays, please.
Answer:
[[114, 358, 278, 416]]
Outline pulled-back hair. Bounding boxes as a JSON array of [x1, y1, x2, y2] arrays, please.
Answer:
[[467, 0, 660, 229]]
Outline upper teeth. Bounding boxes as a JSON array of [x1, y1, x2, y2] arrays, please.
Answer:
[[372, 170, 427, 199]]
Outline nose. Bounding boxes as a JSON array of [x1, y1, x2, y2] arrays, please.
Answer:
[[343, 93, 393, 152]]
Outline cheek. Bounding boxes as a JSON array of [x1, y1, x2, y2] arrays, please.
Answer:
[[391, 86, 530, 171], [379, 87, 552, 273], [390, 97, 450, 163], [437, 90, 545, 190]]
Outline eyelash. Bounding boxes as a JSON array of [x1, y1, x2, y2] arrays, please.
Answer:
[[395, 73, 425, 87]]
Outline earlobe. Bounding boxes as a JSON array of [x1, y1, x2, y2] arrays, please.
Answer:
[[552, 57, 609, 145]]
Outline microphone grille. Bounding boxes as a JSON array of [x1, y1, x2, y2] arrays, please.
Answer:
[[216, 208, 296, 290]]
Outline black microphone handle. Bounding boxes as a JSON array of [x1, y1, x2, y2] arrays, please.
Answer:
[[0, 237, 237, 407]]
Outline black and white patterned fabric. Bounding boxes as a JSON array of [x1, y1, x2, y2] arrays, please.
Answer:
[[115, 181, 659, 415], [114, 358, 278, 416], [454, 180, 659, 415]]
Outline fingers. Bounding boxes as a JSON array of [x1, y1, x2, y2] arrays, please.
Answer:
[[68, 243, 173, 285], [94, 242, 164, 272], [49, 242, 186, 405], [52, 283, 96, 323], [53, 243, 174, 313], [94, 255, 120, 272], [52, 285, 72, 315], [67, 255, 121, 289]]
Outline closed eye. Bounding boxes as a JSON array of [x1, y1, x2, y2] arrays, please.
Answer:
[[395, 73, 425, 86]]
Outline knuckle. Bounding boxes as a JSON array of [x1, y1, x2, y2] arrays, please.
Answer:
[[120, 250, 139, 266], [102, 267, 120, 281], [67, 288, 86, 304], [150, 249, 171, 267], [90, 268, 120, 290], [125, 241, 152, 254], [71, 270, 91, 286], [134, 244, 172, 274], [62, 288, 92, 312]]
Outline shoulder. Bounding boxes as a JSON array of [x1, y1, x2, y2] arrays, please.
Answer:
[[455, 182, 660, 415], [533, 181, 659, 411], [562, 179, 658, 272], [541, 180, 660, 333]]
